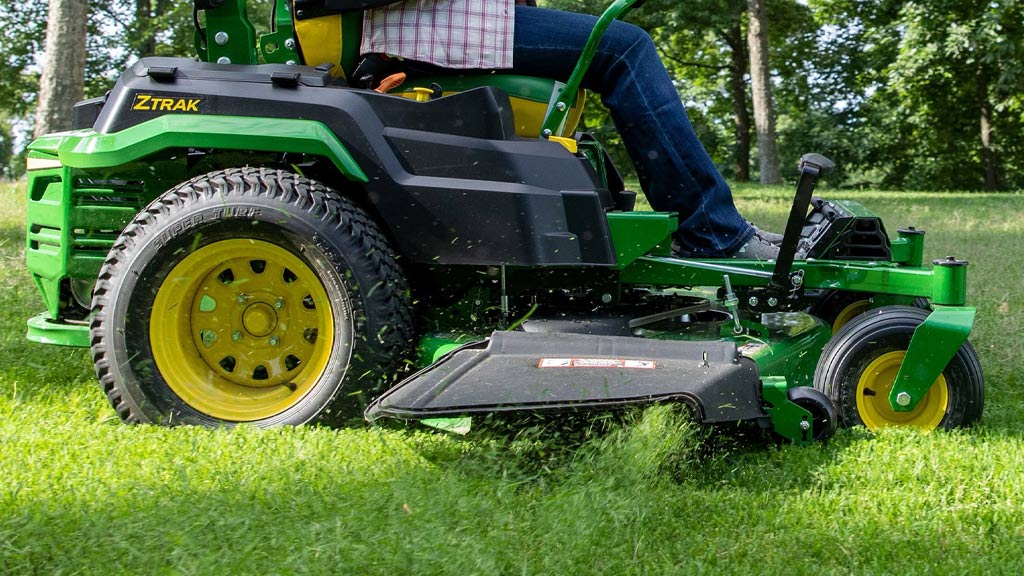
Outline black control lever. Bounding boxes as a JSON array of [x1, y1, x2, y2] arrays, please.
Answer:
[[769, 153, 835, 292]]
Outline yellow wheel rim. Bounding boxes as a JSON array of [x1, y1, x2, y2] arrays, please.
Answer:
[[150, 239, 336, 421], [832, 299, 871, 332], [856, 351, 948, 430]]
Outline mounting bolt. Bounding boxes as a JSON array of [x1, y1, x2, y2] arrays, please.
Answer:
[[232, 331, 243, 341], [767, 297, 779, 307], [274, 299, 285, 309], [556, 102, 567, 112], [601, 293, 613, 304], [542, 129, 553, 138], [217, 57, 232, 65], [800, 420, 810, 431], [748, 296, 759, 307], [284, 38, 296, 51], [269, 336, 280, 347], [896, 392, 912, 407], [286, 60, 297, 65], [214, 31, 229, 45]]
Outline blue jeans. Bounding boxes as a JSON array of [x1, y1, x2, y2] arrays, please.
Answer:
[[511, 6, 754, 257]]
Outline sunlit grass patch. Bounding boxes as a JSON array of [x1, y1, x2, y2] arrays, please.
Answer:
[[2, 179, 1024, 574]]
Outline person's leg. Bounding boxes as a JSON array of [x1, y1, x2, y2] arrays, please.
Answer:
[[511, 6, 756, 257]]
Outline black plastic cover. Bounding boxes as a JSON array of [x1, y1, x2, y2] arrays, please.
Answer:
[[799, 198, 892, 260], [365, 331, 765, 423], [93, 57, 617, 267], [73, 96, 106, 130]]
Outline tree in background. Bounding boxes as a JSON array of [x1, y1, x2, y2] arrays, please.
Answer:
[[746, 0, 781, 183], [2, 0, 1021, 189], [810, 0, 1024, 190], [34, 0, 89, 139]]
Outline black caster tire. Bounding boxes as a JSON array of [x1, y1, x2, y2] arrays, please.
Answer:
[[787, 387, 837, 442]]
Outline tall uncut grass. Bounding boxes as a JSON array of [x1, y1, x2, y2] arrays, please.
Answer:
[[2, 181, 1023, 575]]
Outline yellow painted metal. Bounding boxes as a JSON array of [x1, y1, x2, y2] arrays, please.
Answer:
[[856, 351, 948, 430], [293, 14, 347, 79], [832, 299, 871, 332], [150, 239, 336, 421], [548, 135, 579, 153]]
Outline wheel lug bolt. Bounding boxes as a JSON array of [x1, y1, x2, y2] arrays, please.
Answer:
[[896, 392, 912, 407], [269, 336, 280, 346], [274, 299, 285, 309], [237, 294, 248, 304], [232, 331, 243, 341]]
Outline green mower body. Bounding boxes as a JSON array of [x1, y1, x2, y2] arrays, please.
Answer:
[[22, 0, 983, 443]]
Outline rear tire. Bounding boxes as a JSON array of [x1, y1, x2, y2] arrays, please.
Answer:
[[813, 306, 983, 430], [90, 168, 414, 427]]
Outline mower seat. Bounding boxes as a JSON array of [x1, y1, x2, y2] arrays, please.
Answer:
[[291, 3, 585, 138]]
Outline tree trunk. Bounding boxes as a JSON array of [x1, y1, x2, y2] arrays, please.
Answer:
[[33, 0, 89, 139], [977, 68, 999, 191], [725, 21, 751, 182], [135, 0, 157, 57], [746, 0, 782, 184]]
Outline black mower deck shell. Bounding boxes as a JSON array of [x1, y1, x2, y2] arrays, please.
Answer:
[[365, 331, 765, 423]]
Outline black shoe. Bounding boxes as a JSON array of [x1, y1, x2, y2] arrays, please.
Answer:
[[749, 223, 784, 244], [729, 230, 780, 260], [671, 232, 780, 260]]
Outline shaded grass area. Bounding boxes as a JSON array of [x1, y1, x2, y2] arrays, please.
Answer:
[[2, 181, 1024, 574]]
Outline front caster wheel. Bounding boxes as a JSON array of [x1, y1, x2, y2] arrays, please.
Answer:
[[813, 306, 983, 431], [787, 387, 837, 442]]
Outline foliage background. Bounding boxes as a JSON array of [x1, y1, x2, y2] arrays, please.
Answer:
[[2, 0, 1022, 188]]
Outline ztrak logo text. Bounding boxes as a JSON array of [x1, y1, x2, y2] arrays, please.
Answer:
[[132, 94, 203, 113]]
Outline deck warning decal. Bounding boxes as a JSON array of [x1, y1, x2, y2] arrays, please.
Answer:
[[538, 358, 657, 369]]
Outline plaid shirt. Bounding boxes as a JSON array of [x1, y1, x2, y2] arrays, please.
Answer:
[[361, 0, 535, 69]]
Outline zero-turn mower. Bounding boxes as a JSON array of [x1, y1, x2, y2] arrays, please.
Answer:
[[23, 0, 983, 444]]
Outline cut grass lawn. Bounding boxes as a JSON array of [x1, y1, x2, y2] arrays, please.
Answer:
[[2, 180, 1023, 575]]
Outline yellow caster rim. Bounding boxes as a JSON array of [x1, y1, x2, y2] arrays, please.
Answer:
[[856, 351, 948, 430], [150, 239, 336, 421]]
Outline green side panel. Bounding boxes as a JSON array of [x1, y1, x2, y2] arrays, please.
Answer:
[[890, 306, 975, 412], [53, 116, 367, 182], [25, 166, 71, 318], [606, 211, 676, 268], [742, 317, 832, 390], [26, 312, 90, 348]]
